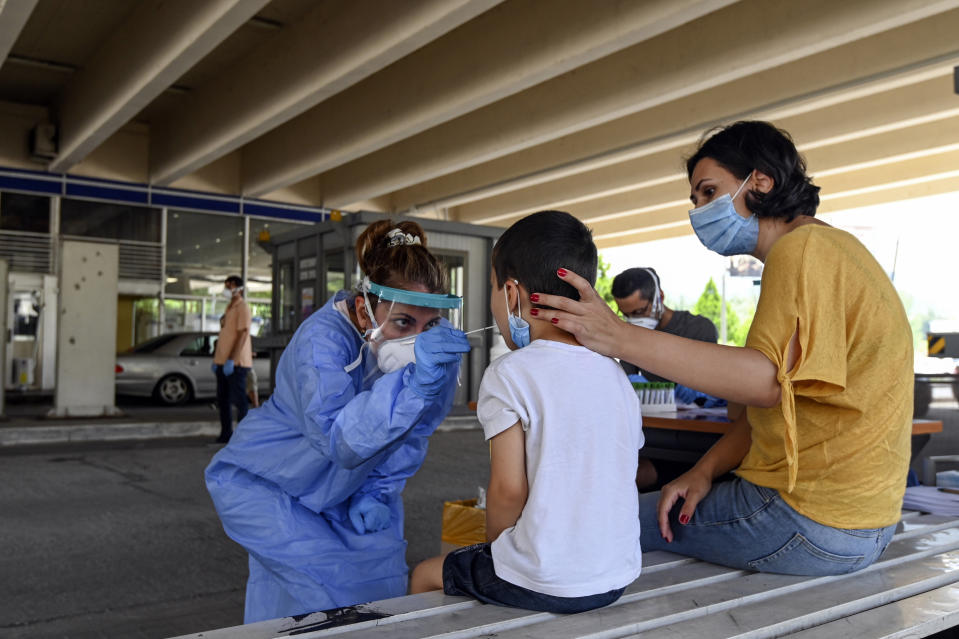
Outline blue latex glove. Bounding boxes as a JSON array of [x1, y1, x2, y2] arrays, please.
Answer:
[[627, 374, 648, 384], [675, 384, 727, 408], [223, 359, 235, 376], [698, 395, 727, 409], [210, 363, 219, 374], [348, 494, 391, 534], [674, 384, 701, 405], [408, 326, 471, 398]]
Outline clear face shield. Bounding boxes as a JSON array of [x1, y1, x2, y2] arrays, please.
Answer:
[[360, 277, 463, 375]]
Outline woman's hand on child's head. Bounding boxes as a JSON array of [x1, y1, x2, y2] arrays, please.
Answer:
[[657, 469, 713, 543], [528, 268, 626, 358]]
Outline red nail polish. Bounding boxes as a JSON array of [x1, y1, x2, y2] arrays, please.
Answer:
[[550, 318, 559, 324], [679, 514, 689, 525], [530, 308, 539, 316], [557, 268, 567, 277], [529, 293, 539, 302]]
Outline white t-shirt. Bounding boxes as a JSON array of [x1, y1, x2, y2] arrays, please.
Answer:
[[478, 339, 644, 598]]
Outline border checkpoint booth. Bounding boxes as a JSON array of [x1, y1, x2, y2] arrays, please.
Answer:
[[257, 211, 503, 412]]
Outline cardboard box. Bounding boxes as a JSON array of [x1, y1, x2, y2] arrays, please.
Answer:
[[440, 498, 486, 554]]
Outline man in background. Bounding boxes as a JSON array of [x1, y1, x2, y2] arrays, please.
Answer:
[[612, 267, 719, 490], [611, 267, 717, 381], [213, 275, 252, 443]]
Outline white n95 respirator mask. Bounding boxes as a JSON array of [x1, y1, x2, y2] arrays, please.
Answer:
[[371, 331, 416, 374], [627, 316, 659, 330]]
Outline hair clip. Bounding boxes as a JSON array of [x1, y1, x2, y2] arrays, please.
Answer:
[[386, 228, 422, 247]]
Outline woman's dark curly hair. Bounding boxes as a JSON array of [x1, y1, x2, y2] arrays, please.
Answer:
[[686, 121, 820, 222]]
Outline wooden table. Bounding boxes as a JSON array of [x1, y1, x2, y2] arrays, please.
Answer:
[[640, 408, 942, 464]]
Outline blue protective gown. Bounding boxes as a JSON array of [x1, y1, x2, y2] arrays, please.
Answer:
[[205, 291, 458, 623]]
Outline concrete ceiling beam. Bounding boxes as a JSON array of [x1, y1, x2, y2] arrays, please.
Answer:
[[386, 7, 959, 218], [48, 0, 269, 173], [311, 0, 959, 208], [561, 114, 959, 237], [240, 0, 736, 198], [814, 148, 959, 197], [150, 0, 498, 186], [805, 115, 959, 179], [595, 170, 959, 249], [0, 0, 38, 67], [587, 140, 959, 246], [454, 73, 959, 225]]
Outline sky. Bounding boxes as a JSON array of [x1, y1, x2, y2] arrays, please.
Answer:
[[599, 190, 959, 325]]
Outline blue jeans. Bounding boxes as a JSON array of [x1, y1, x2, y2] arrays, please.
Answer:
[[443, 543, 625, 613], [639, 477, 896, 576]]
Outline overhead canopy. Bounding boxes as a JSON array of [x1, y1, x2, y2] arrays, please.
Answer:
[[1, 0, 958, 248]]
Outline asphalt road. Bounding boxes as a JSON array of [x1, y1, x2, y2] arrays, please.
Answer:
[[0, 428, 490, 639]]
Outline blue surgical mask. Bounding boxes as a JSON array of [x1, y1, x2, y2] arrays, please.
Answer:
[[688, 175, 758, 256], [504, 281, 530, 349]]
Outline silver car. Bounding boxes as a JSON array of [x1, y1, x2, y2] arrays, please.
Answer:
[[115, 332, 271, 405]]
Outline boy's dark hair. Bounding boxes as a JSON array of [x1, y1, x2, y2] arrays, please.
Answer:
[[685, 120, 820, 222], [611, 267, 659, 301], [492, 210, 596, 302], [225, 275, 243, 288]]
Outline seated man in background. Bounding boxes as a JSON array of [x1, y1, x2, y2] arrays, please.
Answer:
[[612, 267, 719, 490], [611, 267, 718, 379]]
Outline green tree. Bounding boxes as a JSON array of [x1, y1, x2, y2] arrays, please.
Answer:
[[595, 254, 617, 311], [693, 278, 752, 346], [899, 290, 936, 355]]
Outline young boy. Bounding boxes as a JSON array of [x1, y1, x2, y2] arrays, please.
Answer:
[[410, 210, 643, 613]]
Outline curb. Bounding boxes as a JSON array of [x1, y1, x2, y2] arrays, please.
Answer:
[[0, 416, 482, 448], [0, 421, 219, 447]]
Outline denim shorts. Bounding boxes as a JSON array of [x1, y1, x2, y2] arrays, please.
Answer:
[[639, 477, 896, 576], [442, 543, 626, 613]]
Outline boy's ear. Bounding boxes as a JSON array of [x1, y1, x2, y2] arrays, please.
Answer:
[[505, 279, 521, 314]]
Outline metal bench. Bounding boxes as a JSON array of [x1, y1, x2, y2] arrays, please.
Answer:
[[175, 510, 959, 639]]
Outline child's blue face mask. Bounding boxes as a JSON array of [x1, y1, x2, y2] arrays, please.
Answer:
[[504, 281, 530, 349], [688, 174, 758, 256]]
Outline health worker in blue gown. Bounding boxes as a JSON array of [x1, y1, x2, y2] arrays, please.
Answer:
[[205, 220, 471, 623]]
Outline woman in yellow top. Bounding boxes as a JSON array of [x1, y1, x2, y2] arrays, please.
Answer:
[[530, 121, 913, 575]]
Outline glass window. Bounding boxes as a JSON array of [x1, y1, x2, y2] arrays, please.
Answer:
[[161, 298, 221, 332], [61, 198, 160, 242], [277, 261, 295, 333], [435, 252, 466, 328], [325, 249, 345, 304], [0, 192, 50, 233], [131, 333, 179, 353], [165, 210, 244, 296], [132, 298, 160, 347], [12, 292, 40, 338], [248, 217, 309, 335], [179, 335, 216, 356]]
